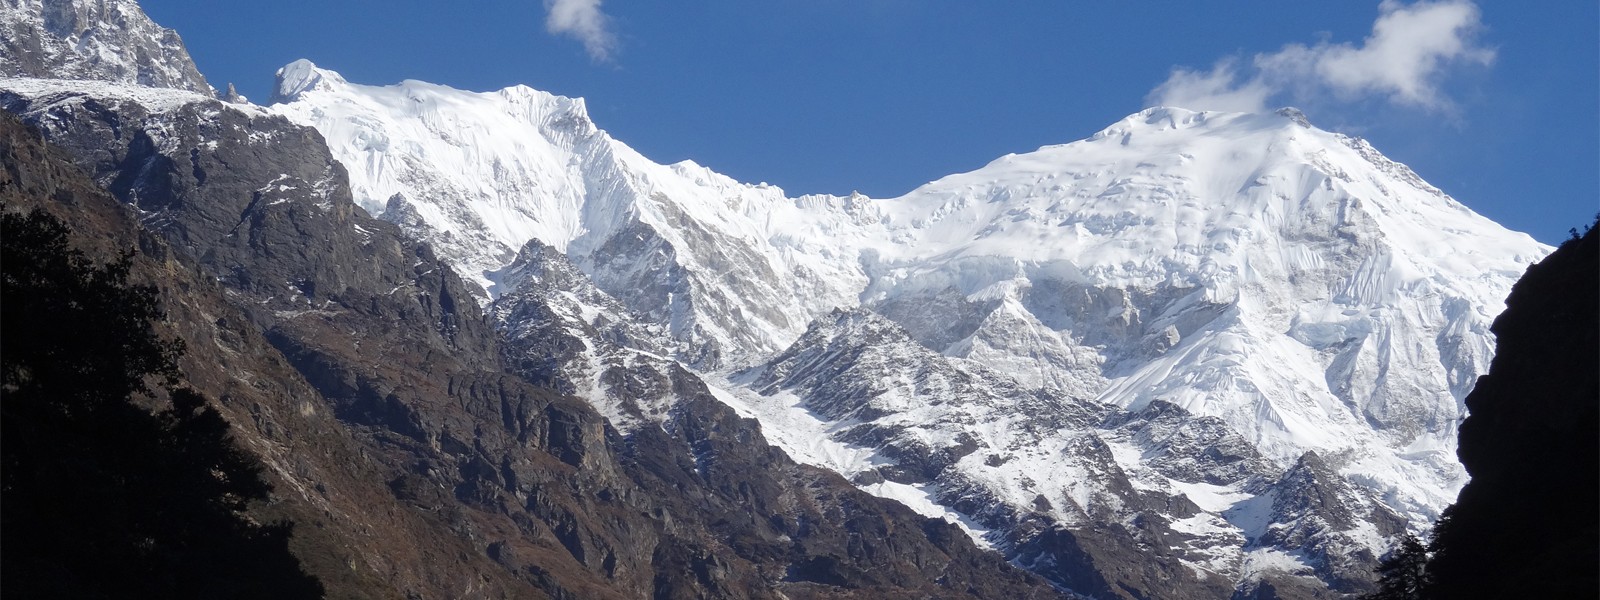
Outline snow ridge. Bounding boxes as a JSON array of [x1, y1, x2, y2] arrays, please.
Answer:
[[268, 60, 861, 368]]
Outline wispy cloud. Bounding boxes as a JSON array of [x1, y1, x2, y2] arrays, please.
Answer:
[[1147, 58, 1274, 114], [544, 0, 617, 62], [1147, 0, 1494, 113]]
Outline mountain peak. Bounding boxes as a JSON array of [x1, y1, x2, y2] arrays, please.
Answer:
[[270, 59, 348, 103], [1086, 105, 1317, 146], [1087, 106, 1214, 141], [1274, 106, 1313, 127]]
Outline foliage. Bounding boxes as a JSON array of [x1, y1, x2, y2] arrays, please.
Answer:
[[0, 206, 323, 599], [1564, 211, 1599, 246], [0, 207, 183, 403], [1362, 533, 1429, 600]]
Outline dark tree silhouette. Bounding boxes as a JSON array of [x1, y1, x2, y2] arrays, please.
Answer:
[[1362, 533, 1428, 600], [1, 206, 323, 599]]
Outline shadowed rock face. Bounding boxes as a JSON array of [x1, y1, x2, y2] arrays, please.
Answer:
[[1101, 400, 1277, 487], [1250, 452, 1408, 595], [1, 86, 1064, 600], [1426, 226, 1599, 599], [2, 109, 496, 599]]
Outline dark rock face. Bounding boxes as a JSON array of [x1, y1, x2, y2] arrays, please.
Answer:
[[2, 85, 1066, 599], [1249, 452, 1406, 594], [747, 308, 1240, 600], [1, 91, 449, 329], [2, 100, 547, 600], [1426, 226, 1599, 598], [6, 114, 473, 598], [491, 237, 674, 397], [1102, 400, 1277, 487]]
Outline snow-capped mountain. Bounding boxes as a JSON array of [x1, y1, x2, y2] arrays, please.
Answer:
[[264, 62, 1548, 596], [7, 0, 1558, 596], [2, 3, 1071, 597], [269, 60, 864, 369], [855, 107, 1542, 505]]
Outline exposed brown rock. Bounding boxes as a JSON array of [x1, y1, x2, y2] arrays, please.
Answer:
[[1, 89, 1064, 599]]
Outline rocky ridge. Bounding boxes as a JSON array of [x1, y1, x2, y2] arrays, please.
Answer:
[[1, 73, 1060, 600], [269, 59, 855, 369]]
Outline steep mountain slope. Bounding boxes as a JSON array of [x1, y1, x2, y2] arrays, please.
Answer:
[[2, 80, 1064, 599], [269, 60, 862, 368], [269, 62, 1548, 597], [0, 1, 1069, 594], [0, 105, 514, 599]]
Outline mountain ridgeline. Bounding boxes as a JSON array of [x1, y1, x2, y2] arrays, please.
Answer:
[[1, 1, 1583, 599], [256, 55, 1549, 598], [0, 77, 1056, 600]]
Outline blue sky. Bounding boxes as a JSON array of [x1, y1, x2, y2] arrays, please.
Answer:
[[140, 0, 1595, 244]]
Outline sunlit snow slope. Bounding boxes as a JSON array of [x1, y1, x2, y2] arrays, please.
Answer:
[[861, 107, 1546, 514], [267, 63, 1549, 594], [270, 60, 863, 368]]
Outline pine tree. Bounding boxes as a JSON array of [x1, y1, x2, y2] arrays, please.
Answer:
[[1363, 533, 1429, 600]]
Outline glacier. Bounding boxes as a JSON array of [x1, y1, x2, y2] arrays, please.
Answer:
[[258, 60, 1550, 595]]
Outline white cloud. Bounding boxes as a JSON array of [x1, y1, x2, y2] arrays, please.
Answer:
[[544, 0, 617, 62], [1147, 59, 1274, 113], [1147, 0, 1493, 113]]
